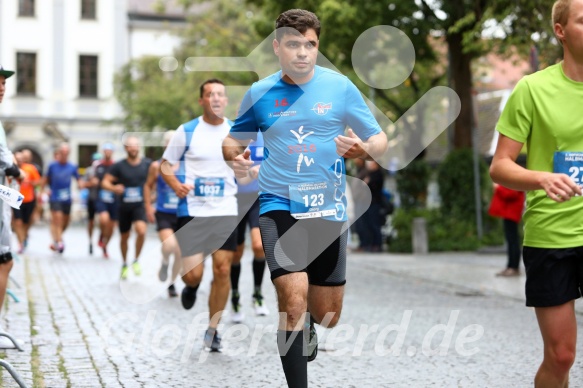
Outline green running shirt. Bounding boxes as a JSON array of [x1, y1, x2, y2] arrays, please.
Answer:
[[497, 62, 583, 248]]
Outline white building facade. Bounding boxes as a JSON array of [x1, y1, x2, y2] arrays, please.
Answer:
[[0, 0, 186, 171]]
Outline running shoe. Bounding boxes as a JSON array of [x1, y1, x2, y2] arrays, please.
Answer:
[[203, 329, 222, 352], [102, 245, 109, 259], [253, 292, 270, 316], [168, 284, 178, 298], [57, 242, 65, 254], [181, 286, 198, 310], [132, 261, 142, 276], [120, 265, 129, 280], [231, 291, 244, 323], [158, 261, 169, 282], [307, 320, 318, 362], [89, 243, 93, 255]]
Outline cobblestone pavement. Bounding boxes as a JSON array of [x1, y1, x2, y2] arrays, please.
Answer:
[[1, 224, 583, 387]]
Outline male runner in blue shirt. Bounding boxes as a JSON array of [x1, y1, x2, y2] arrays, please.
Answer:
[[43, 143, 83, 253], [223, 9, 388, 388]]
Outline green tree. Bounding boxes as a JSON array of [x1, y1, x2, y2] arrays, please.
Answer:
[[432, 0, 557, 148], [119, 0, 560, 148], [245, 0, 559, 149], [115, 0, 265, 132], [114, 56, 195, 131]]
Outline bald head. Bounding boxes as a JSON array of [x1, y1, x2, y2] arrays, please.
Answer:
[[56, 143, 70, 163], [124, 135, 141, 160]]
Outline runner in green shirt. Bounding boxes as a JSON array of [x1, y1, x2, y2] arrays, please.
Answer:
[[490, 1, 583, 385]]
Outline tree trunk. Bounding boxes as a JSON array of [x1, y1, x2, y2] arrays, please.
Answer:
[[447, 32, 474, 149]]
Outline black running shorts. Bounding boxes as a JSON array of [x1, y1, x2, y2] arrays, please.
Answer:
[[259, 210, 347, 286], [523, 246, 583, 307], [155, 211, 179, 232], [49, 201, 72, 215], [87, 199, 97, 220], [236, 193, 260, 245], [13, 200, 36, 224], [118, 205, 147, 233], [96, 199, 119, 221]]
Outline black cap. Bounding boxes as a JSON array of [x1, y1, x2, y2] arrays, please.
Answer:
[[0, 65, 15, 79]]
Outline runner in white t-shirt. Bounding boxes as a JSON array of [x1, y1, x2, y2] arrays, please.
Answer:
[[161, 79, 244, 352]]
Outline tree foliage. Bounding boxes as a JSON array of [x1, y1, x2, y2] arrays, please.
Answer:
[[115, 0, 264, 131], [245, 0, 560, 149], [118, 0, 561, 147], [114, 56, 195, 131]]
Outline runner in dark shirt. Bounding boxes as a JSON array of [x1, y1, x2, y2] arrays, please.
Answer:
[[102, 136, 151, 279]]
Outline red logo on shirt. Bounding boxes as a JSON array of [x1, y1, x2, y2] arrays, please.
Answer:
[[275, 98, 289, 107], [311, 102, 332, 115]]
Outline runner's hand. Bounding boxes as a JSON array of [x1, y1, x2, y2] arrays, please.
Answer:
[[249, 165, 260, 180], [113, 184, 125, 195], [335, 128, 367, 159], [232, 149, 253, 179], [174, 183, 194, 199], [542, 172, 582, 202]]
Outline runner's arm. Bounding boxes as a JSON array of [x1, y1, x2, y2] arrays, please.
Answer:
[[335, 129, 388, 161], [160, 159, 193, 199], [490, 134, 581, 201], [143, 161, 159, 223], [40, 174, 49, 195], [101, 173, 124, 195], [223, 134, 254, 179]]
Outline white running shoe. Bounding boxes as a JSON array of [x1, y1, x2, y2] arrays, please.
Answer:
[[254, 304, 270, 316], [231, 291, 244, 323], [253, 294, 270, 316], [231, 310, 245, 324]]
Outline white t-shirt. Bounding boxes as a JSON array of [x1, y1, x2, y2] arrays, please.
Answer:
[[163, 116, 237, 218]]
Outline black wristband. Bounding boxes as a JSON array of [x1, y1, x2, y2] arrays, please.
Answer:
[[4, 164, 21, 178]]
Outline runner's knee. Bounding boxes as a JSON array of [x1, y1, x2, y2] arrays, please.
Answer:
[[213, 261, 231, 280], [546, 344, 576, 374], [182, 270, 201, 286]]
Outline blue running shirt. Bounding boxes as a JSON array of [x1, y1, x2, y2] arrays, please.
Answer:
[[46, 162, 79, 203], [156, 165, 180, 214], [230, 66, 381, 221]]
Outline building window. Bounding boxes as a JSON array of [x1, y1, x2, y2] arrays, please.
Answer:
[[16, 52, 37, 95], [78, 144, 98, 168], [79, 55, 98, 97], [81, 0, 96, 20], [18, 0, 34, 17]]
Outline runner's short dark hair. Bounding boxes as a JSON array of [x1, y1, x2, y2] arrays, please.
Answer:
[[275, 9, 321, 41], [200, 79, 225, 98]]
